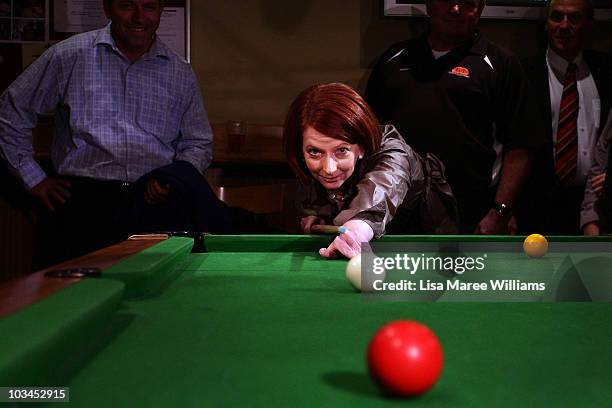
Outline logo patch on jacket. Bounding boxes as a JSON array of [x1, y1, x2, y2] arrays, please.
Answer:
[[449, 66, 470, 78]]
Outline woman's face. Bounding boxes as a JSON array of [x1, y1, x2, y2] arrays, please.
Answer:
[[302, 126, 364, 190]]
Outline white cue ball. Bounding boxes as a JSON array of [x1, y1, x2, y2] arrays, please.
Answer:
[[346, 254, 362, 291]]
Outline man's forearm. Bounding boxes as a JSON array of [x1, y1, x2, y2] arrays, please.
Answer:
[[0, 123, 46, 189], [174, 88, 214, 173], [495, 148, 533, 207], [0, 47, 58, 189]]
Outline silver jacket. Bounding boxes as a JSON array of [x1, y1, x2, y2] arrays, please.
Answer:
[[299, 125, 458, 237]]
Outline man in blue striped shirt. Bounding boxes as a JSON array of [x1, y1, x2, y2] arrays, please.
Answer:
[[0, 0, 224, 265]]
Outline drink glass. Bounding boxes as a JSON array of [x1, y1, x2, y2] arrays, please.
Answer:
[[226, 120, 246, 153]]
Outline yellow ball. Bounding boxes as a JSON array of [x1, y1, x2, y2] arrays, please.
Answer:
[[523, 234, 548, 258]]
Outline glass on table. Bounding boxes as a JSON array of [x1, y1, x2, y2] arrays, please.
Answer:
[[226, 120, 247, 153]]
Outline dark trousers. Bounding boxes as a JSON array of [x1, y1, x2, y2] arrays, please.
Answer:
[[126, 161, 235, 235], [456, 190, 495, 234], [517, 184, 584, 235], [543, 185, 584, 235], [35, 162, 236, 269], [35, 177, 134, 268]]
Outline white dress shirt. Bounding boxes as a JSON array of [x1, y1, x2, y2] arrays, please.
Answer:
[[547, 48, 600, 186]]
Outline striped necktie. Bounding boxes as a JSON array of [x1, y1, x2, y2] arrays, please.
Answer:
[[555, 63, 579, 184]]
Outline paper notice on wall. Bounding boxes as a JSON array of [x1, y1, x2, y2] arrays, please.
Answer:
[[53, 0, 106, 33], [158, 7, 185, 60]]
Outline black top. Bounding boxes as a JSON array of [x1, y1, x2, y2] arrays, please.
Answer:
[[365, 31, 545, 199]]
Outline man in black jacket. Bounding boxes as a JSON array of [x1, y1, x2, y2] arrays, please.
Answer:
[[520, 0, 612, 234], [366, 0, 544, 234]]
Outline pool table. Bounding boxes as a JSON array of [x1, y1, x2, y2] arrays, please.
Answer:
[[1, 235, 611, 407]]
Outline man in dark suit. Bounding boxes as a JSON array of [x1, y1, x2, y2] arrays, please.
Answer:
[[520, 0, 612, 234]]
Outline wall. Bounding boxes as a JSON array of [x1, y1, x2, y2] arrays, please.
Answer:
[[1, 1, 610, 276], [191, 0, 612, 125]]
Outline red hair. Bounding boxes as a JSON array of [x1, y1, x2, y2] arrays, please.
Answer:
[[283, 83, 381, 183]]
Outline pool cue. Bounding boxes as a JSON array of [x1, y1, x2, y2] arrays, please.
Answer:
[[311, 225, 347, 235]]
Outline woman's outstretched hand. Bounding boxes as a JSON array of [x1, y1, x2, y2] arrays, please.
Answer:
[[319, 220, 374, 259]]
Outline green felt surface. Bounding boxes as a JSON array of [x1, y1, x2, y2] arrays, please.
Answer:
[[203, 234, 612, 252], [103, 237, 193, 298], [31, 237, 611, 407], [0, 279, 124, 387]]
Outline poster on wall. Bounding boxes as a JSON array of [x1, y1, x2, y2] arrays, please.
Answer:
[[52, 0, 106, 33], [0, 0, 48, 43], [51, 0, 190, 61]]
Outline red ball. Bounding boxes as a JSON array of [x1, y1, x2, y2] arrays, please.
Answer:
[[367, 320, 443, 396]]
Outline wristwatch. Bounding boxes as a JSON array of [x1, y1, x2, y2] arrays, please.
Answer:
[[493, 203, 513, 219]]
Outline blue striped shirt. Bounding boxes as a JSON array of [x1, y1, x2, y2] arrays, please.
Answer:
[[0, 24, 212, 189]]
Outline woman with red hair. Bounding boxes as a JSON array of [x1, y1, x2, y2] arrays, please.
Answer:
[[283, 83, 457, 259]]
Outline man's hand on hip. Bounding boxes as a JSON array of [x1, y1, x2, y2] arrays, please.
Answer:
[[30, 177, 72, 211]]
